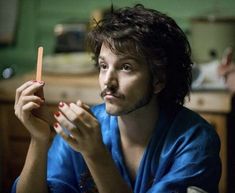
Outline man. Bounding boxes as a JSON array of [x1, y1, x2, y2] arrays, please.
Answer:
[[12, 4, 221, 193], [218, 47, 235, 193], [218, 47, 235, 93]]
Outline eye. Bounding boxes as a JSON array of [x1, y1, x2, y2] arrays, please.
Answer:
[[121, 63, 132, 72], [98, 62, 108, 70]]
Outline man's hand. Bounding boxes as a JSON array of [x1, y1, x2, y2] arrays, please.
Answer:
[[53, 100, 104, 158], [14, 80, 51, 141]]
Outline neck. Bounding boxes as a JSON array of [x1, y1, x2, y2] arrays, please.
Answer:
[[118, 96, 159, 146]]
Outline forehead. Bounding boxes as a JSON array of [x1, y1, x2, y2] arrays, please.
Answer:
[[99, 43, 145, 63]]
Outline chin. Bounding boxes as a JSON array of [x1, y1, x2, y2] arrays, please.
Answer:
[[105, 104, 135, 116], [105, 103, 124, 116]]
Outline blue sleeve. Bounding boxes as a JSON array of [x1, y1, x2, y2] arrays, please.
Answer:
[[10, 104, 105, 193], [147, 123, 221, 193], [47, 135, 83, 193], [10, 135, 82, 193]]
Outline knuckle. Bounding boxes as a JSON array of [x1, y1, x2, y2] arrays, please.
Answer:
[[22, 105, 27, 111], [16, 88, 21, 94], [70, 114, 78, 123], [21, 97, 26, 103], [77, 109, 86, 118], [14, 110, 18, 116], [21, 90, 27, 96]]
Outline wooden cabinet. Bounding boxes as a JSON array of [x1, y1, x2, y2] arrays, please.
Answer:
[[0, 102, 57, 193], [0, 102, 30, 193], [0, 73, 232, 193], [185, 91, 232, 193]]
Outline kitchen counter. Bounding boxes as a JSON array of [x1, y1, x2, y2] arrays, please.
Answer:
[[0, 72, 102, 104]]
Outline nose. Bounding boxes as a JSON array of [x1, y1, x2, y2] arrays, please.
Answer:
[[103, 68, 118, 89]]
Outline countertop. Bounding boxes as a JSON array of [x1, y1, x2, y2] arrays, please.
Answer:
[[0, 72, 102, 104]]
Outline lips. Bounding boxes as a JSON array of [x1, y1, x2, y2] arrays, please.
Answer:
[[105, 92, 118, 97], [104, 93, 120, 99], [100, 89, 124, 99], [104, 94, 116, 101]]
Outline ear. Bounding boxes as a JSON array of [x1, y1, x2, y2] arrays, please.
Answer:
[[153, 80, 165, 94]]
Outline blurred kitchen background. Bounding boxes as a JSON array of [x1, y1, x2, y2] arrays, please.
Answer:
[[0, 0, 235, 193]]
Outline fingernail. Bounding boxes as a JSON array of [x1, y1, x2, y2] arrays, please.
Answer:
[[54, 123, 62, 133], [59, 102, 64, 108], [54, 111, 60, 117]]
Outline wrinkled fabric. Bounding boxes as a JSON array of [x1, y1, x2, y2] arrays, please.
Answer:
[[11, 104, 221, 193]]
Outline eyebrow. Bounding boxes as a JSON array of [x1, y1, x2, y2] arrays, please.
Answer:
[[98, 55, 139, 62], [98, 56, 105, 61]]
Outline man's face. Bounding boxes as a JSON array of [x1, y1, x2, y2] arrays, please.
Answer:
[[98, 43, 155, 116]]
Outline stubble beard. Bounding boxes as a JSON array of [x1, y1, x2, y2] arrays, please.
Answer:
[[105, 84, 154, 116]]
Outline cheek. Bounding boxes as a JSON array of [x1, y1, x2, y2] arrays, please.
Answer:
[[121, 77, 152, 97]]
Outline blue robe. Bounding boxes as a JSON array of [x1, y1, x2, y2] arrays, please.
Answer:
[[11, 104, 221, 193]]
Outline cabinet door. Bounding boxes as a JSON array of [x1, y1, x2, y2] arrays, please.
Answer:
[[200, 113, 227, 193], [0, 102, 56, 193]]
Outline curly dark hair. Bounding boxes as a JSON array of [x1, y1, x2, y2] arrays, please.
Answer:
[[87, 4, 193, 106]]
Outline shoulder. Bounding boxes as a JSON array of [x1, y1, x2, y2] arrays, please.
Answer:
[[173, 105, 216, 133], [156, 106, 221, 192], [174, 105, 210, 127], [165, 105, 220, 153]]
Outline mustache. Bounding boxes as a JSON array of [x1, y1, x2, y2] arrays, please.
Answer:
[[100, 88, 125, 99]]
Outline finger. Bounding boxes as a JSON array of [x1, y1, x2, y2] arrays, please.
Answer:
[[21, 81, 45, 97], [58, 102, 88, 131], [20, 95, 44, 106], [15, 94, 44, 114], [15, 80, 35, 107], [15, 96, 42, 117], [54, 111, 80, 139], [53, 122, 78, 147], [58, 102, 79, 122], [70, 102, 99, 128], [22, 101, 41, 112], [15, 101, 40, 119], [76, 100, 92, 114]]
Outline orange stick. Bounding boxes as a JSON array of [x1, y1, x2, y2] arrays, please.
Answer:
[[36, 46, 43, 81]]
